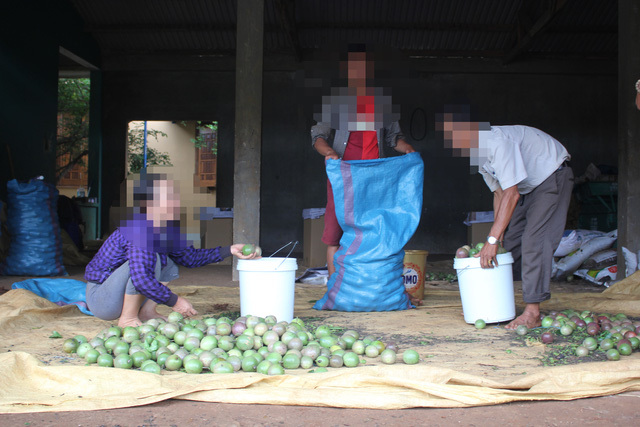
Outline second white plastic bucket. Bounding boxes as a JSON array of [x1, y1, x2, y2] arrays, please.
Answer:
[[236, 257, 298, 323], [453, 252, 516, 324]]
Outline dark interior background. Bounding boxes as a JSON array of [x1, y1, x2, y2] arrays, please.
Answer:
[[0, 0, 621, 255]]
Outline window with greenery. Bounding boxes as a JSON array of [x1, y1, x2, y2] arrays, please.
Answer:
[[127, 122, 172, 174], [192, 121, 218, 187], [56, 78, 90, 186]]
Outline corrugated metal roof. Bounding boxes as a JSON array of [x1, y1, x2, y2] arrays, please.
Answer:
[[70, 0, 617, 62]]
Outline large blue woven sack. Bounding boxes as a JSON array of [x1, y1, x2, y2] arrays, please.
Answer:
[[314, 152, 424, 311], [0, 179, 67, 276]]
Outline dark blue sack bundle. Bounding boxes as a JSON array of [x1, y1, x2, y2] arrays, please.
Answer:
[[314, 152, 424, 312], [0, 179, 67, 276]]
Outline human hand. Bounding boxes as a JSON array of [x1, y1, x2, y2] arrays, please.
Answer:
[[324, 150, 339, 161], [172, 296, 198, 318], [477, 242, 499, 269], [314, 138, 339, 160], [394, 139, 416, 154], [231, 243, 261, 259]]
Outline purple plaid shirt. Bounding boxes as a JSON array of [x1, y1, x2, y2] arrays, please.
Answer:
[[85, 229, 230, 306]]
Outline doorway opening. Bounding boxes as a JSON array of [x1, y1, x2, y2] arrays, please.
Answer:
[[124, 120, 219, 248]]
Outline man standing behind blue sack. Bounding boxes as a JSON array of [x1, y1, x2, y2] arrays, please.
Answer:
[[311, 44, 416, 277], [437, 107, 573, 329]]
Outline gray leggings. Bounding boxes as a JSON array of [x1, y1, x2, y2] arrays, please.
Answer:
[[86, 255, 179, 321]]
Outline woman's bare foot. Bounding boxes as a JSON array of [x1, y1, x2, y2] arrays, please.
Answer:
[[505, 303, 541, 329], [119, 293, 146, 327], [139, 301, 167, 322], [118, 315, 142, 328]]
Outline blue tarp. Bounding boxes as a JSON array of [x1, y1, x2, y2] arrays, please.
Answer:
[[314, 152, 424, 312], [11, 278, 93, 315]]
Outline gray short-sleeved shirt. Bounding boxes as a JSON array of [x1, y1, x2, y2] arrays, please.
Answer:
[[479, 125, 570, 195]]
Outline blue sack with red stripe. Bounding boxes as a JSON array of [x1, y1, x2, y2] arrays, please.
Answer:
[[314, 152, 424, 311]]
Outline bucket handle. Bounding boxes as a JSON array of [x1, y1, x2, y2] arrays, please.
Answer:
[[268, 241, 299, 269]]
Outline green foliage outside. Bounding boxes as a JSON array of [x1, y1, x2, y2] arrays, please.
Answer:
[[181, 121, 218, 155], [56, 78, 90, 183], [57, 78, 174, 178], [127, 122, 172, 174]]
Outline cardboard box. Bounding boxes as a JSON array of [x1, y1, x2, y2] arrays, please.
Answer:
[[303, 216, 326, 268], [201, 218, 233, 265], [467, 222, 493, 246], [464, 211, 494, 245]]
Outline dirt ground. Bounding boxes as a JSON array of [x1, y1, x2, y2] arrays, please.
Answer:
[[1, 255, 639, 426], [2, 393, 640, 427]]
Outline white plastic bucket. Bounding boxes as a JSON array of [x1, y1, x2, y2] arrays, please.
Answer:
[[453, 252, 516, 324], [236, 257, 298, 323]]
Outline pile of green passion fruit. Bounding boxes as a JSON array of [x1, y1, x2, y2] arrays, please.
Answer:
[[61, 312, 421, 375]]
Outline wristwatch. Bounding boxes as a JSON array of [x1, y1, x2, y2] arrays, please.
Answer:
[[487, 236, 499, 245]]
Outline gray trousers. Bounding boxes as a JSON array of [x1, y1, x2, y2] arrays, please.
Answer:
[[504, 166, 574, 304], [86, 255, 179, 321]]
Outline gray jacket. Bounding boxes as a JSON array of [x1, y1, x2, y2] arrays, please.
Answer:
[[310, 121, 405, 158]]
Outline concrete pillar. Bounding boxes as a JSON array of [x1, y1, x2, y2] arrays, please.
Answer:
[[617, 1, 640, 277], [233, 0, 264, 280]]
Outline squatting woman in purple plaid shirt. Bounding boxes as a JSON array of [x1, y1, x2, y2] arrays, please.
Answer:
[[84, 172, 258, 327]]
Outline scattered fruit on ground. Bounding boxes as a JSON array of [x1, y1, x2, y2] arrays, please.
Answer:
[[513, 309, 640, 366], [402, 349, 420, 365], [474, 319, 486, 329]]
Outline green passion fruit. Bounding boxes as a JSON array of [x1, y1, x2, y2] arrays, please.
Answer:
[[212, 360, 234, 374], [241, 356, 259, 372], [256, 360, 272, 375], [62, 312, 416, 375], [62, 338, 79, 354], [402, 349, 420, 365], [282, 353, 301, 369], [606, 349, 621, 361], [575, 346, 589, 357], [242, 244, 262, 256], [184, 358, 204, 374], [380, 349, 397, 365], [141, 361, 162, 374], [96, 353, 114, 367], [113, 354, 133, 369], [84, 349, 100, 364]]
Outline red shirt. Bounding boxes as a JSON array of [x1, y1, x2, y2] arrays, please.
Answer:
[[343, 131, 378, 160], [343, 96, 378, 160]]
